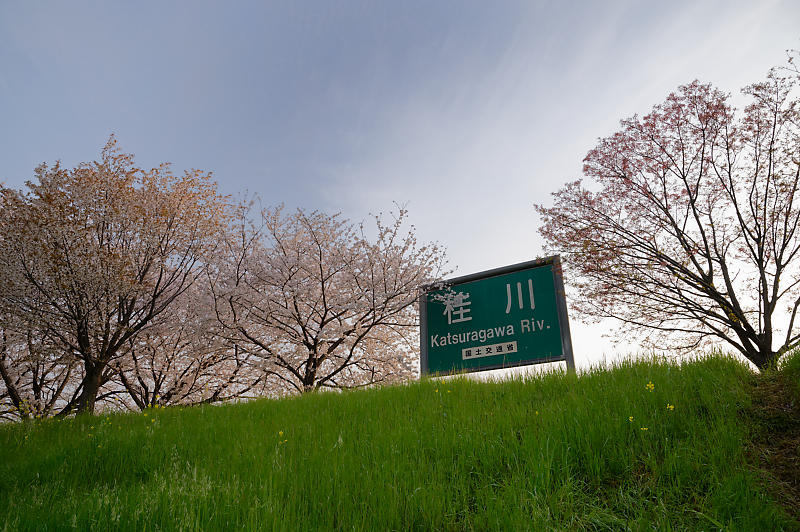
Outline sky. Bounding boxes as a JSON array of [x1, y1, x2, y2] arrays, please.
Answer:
[[1, 0, 799, 370]]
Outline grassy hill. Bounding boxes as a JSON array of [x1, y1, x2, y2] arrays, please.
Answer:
[[1, 355, 798, 530]]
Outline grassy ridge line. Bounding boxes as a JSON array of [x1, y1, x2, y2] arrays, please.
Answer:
[[1, 356, 796, 530]]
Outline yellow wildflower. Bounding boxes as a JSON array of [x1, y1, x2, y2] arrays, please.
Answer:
[[646, 381, 654, 392], [640, 427, 648, 431], [628, 416, 634, 422], [666, 403, 674, 411]]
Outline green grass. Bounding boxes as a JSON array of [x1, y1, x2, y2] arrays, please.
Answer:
[[780, 350, 800, 401], [1, 355, 796, 531]]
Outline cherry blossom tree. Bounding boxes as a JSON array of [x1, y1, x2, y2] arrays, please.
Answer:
[[0, 137, 229, 414], [536, 65, 800, 370], [111, 281, 267, 410], [210, 205, 447, 393], [0, 323, 76, 421], [0, 191, 77, 420]]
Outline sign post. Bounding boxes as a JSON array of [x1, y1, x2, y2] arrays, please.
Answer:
[[419, 256, 574, 376]]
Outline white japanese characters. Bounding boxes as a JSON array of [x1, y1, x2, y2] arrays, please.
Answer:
[[506, 279, 535, 313], [441, 290, 472, 324], [428, 276, 550, 361]]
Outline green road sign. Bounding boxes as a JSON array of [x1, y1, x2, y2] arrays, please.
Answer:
[[419, 256, 574, 376]]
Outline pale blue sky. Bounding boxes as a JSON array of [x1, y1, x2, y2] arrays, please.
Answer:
[[2, 0, 798, 367]]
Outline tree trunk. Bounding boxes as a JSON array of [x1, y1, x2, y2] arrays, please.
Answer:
[[0, 354, 28, 419], [301, 358, 318, 393], [75, 360, 104, 415], [746, 344, 779, 372]]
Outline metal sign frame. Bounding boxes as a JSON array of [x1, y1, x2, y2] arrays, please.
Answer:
[[419, 255, 575, 376]]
